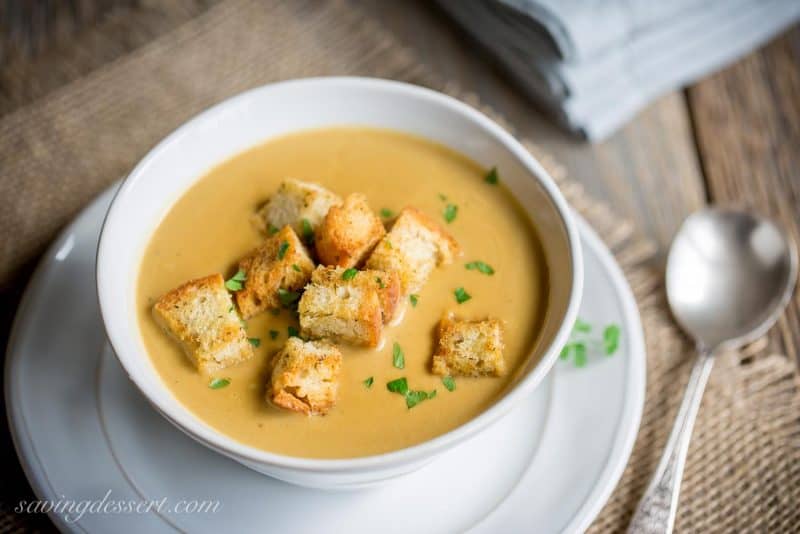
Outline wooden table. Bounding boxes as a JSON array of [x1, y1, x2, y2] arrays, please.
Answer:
[[0, 0, 798, 530]]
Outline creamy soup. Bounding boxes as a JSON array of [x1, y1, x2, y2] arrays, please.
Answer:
[[137, 127, 548, 458]]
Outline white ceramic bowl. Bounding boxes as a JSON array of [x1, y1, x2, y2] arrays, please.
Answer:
[[96, 77, 583, 490]]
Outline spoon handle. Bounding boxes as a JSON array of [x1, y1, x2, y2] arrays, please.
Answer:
[[627, 348, 714, 534]]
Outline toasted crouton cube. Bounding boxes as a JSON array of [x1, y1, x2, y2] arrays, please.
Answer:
[[298, 266, 389, 347], [268, 338, 342, 415], [256, 178, 342, 236], [234, 226, 314, 318], [432, 314, 505, 377], [366, 207, 460, 295], [369, 269, 402, 324], [315, 193, 386, 268], [152, 274, 253, 374]]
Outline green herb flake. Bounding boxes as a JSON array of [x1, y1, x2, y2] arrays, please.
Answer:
[[225, 269, 247, 291], [387, 377, 437, 409], [465, 261, 495, 275], [443, 203, 458, 223], [248, 337, 261, 348], [386, 377, 409, 394], [268, 224, 280, 235], [342, 268, 358, 281], [228, 305, 234, 313], [438, 193, 447, 201], [560, 321, 621, 367], [485, 166, 499, 185], [442, 376, 456, 392], [269, 330, 279, 340], [573, 342, 588, 367], [454, 287, 471, 304], [409, 294, 419, 307], [379, 208, 394, 218], [405, 389, 436, 409], [270, 308, 281, 316], [277, 288, 301, 307], [603, 325, 621, 355], [301, 218, 314, 244], [392, 342, 405, 369], [363, 376, 374, 388], [209, 377, 231, 389], [375, 276, 385, 289], [288, 326, 300, 338], [292, 263, 302, 272], [277, 241, 290, 260]]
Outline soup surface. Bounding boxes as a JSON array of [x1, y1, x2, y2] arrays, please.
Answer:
[[137, 127, 548, 458]]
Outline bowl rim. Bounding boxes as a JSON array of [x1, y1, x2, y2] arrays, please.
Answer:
[[96, 76, 583, 473]]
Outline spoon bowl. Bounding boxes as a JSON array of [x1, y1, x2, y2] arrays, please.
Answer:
[[629, 207, 797, 534], [666, 208, 798, 350]]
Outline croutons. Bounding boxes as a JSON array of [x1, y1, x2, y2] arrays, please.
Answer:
[[256, 178, 342, 236], [152, 274, 253, 374], [315, 193, 386, 268], [298, 266, 397, 347], [366, 207, 460, 295], [268, 337, 342, 415], [432, 314, 505, 377], [235, 225, 315, 318]]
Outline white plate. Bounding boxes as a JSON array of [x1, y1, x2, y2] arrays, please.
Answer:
[[5, 186, 645, 533]]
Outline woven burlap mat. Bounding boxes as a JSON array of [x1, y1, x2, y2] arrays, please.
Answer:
[[1, 1, 799, 532]]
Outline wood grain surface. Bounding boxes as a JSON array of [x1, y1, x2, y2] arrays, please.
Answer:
[[688, 26, 800, 362]]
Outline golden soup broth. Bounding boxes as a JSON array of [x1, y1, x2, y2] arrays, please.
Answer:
[[137, 127, 548, 458]]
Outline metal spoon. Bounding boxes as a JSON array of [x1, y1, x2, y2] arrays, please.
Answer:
[[627, 208, 797, 534]]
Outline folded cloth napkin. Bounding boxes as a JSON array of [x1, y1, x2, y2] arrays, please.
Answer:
[[439, 0, 800, 140]]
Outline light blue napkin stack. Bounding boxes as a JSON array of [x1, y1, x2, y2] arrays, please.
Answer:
[[438, 0, 800, 140]]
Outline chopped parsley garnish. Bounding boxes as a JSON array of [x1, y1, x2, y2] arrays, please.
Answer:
[[442, 376, 456, 392], [269, 330, 279, 340], [409, 294, 419, 307], [225, 269, 247, 291], [228, 305, 234, 313], [301, 218, 314, 244], [363, 376, 374, 388], [604, 325, 621, 355], [248, 337, 261, 347], [465, 261, 495, 275], [443, 203, 458, 223], [209, 377, 230, 389], [438, 193, 447, 201], [386, 377, 436, 409], [277, 288, 301, 307], [386, 377, 408, 394], [292, 263, 302, 272], [375, 276, 385, 288], [405, 389, 436, 408], [342, 268, 358, 281], [485, 167, 499, 184], [392, 342, 405, 369], [268, 224, 280, 235], [560, 319, 621, 367], [454, 287, 471, 304], [277, 241, 290, 260], [380, 208, 394, 218], [288, 326, 300, 338]]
